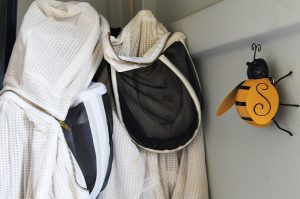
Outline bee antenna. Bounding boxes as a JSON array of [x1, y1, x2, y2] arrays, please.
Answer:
[[274, 71, 293, 85], [251, 43, 261, 61], [273, 119, 293, 136]]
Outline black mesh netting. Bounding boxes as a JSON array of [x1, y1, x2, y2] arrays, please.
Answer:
[[116, 41, 202, 150], [64, 93, 113, 192]]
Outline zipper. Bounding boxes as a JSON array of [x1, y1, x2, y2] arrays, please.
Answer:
[[0, 90, 70, 131], [0, 90, 89, 191], [59, 120, 71, 131]]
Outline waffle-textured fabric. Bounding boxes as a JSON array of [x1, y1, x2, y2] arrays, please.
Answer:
[[0, 1, 108, 198], [100, 110, 208, 199], [103, 10, 202, 152], [100, 10, 208, 198]]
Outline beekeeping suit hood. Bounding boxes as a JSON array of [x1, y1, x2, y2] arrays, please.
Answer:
[[3, 0, 108, 120], [0, 1, 109, 198], [103, 10, 202, 152], [100, 10, 208, 199]]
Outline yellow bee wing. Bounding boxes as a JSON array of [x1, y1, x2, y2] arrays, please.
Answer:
[[216, 83, 242, 116]]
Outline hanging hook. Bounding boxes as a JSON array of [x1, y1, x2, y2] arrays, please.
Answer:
[[251, 43, 261, 61]]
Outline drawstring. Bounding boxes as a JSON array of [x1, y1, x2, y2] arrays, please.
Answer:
[[62, 132, 90, 192]]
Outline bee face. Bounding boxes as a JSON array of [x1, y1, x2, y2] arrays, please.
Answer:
[[247, 58, 269, 79]]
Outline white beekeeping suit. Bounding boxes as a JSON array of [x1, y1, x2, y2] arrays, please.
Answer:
[[0, 1, 108, 198], [100, 10, 208, 199], [100, 112, 208, 199]]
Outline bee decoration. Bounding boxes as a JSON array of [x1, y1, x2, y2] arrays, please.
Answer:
[[216, 43, 299, 136]]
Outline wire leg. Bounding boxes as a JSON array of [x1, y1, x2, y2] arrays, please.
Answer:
[[279, 103, 300, 107], [274, 71, 293, 85], [273, 120, 293, 136]]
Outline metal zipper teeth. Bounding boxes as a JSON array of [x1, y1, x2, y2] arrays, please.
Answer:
[[1, 90, 70, 131], [2, 90, 90, 191], [1, 90, 90, 190]]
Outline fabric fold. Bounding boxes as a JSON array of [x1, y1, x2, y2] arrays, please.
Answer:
[[0, 1, 109, 198], [100, 10, 208, 199], [2, 0, 105, 120], [64, 82, 113, 197]]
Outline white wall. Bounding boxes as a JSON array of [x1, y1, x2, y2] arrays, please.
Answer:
[[108, 0, 131, 27], [17, 0, 32, 31], [169, 0, 300, 198], [141, 0, 220, 24], [81, 0, 108, 17], [196, 34, 300, 199]]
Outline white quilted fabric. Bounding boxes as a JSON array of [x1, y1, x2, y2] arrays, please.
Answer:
[[100, 110, 208, 199], [101, 10, 208, 199], [3, 0, 108, 120], [0, 1, 108, 198]]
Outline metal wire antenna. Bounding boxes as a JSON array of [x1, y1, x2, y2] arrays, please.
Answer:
[[251, 43, 261, 60]]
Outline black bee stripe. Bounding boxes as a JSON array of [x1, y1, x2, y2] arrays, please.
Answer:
[[235, 101, 246, 106], [238, 86, 250, 90], [241, 117, 253, 121]]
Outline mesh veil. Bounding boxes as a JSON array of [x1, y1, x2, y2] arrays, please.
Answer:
[[103, 10, 202, 152]]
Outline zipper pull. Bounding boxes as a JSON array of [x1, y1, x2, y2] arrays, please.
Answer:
[[59, 120, 71, 132]]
